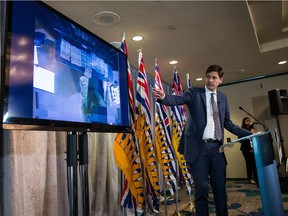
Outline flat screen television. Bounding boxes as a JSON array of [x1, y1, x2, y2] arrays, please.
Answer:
[[1, 0, 131, 132]]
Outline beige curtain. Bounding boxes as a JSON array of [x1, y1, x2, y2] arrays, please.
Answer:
[[0, 130, 121, 216], [88, 132, 121, 216]]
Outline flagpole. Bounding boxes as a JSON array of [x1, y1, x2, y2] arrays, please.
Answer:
[[136, 48, 148, 215], [181, 72, 196, 215], [183, 187, 195, 213], [172, 158, 181, 216], [162, 172, 168, 216], [167, 65, 179, 216], [120, 171, 125, 216], [184, 194, 196, 213], [154, 59, 166, 216], [134, 132, 148, 215]]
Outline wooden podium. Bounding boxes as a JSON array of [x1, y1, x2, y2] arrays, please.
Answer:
[[220, 131, 285, 216]]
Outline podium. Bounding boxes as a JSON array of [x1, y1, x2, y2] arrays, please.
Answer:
[[220, 131, 285, 216]]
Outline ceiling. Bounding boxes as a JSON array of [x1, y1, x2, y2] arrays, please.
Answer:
[[43, 0, 288, 89]]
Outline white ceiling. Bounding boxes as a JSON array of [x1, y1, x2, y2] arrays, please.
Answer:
[[44, 0, 288, 89]]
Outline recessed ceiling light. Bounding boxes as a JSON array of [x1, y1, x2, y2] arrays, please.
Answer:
[[92, 11, 121, 27], [169, 60, 178, 65], [196, 78, 203, 81], [235, 69, 246, 73], [278, 60, 287, 65], [168, 24, 177, 30], [131, 35, 144, 41]]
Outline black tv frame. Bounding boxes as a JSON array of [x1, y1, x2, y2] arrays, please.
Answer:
[[1, 0, 131, 133]]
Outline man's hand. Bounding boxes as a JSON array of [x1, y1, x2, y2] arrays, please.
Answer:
[[152, 88, 165, 100]]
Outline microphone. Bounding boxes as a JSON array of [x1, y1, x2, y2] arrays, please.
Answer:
[[238, 106, 269, 131], [249, 122, 260, 130], [250, 122, 259, 126]]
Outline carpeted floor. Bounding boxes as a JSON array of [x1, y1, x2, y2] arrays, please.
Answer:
[[159, 179, 288, 216]]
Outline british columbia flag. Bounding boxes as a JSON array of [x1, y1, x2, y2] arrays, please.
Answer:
[[135, 51, 160, 211], [154, 59, 177, 196], [113, 33, 144, 212], [170, 66, 193, 194]]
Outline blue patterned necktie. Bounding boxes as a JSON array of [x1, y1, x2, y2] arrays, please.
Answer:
[[211, 93, 222, 141]]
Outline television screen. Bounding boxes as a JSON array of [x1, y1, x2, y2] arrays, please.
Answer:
[[1, 1, 131, 132]]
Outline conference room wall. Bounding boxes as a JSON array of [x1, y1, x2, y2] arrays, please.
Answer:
[[219, 73, 288, 178]]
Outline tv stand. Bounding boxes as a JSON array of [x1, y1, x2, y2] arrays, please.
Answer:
[[66, 131, 90, 216]]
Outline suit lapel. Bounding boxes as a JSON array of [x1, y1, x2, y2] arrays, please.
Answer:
[[200, 88, 206, 106]]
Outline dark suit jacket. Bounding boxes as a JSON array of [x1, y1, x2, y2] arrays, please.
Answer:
[[160, 87, 252, 164]]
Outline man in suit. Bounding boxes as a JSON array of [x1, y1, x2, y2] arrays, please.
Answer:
[[152, 65, 252, 216]]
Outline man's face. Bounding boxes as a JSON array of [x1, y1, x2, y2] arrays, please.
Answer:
[[204, 71, 223, 92]]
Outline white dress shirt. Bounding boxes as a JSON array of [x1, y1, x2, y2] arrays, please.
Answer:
[[202, 86, 218, 140]]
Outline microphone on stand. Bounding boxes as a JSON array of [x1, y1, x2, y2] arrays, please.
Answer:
[[250, 122, 260, 129], [238, 106, 269, 131]]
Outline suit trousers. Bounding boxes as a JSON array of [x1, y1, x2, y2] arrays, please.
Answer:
[[189, 142, 228, 216]]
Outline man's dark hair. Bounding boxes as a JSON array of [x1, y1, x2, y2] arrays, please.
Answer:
[[205, 65, 224, 78]]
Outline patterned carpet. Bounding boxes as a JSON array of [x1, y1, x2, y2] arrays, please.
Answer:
[[160, 179, 288, 216]]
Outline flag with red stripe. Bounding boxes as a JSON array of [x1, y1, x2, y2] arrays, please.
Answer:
[[154, 59, 177, 196], [113, 33, 145, 211], [135, 51, 160, 211], [170, 66, 193, 194], [176, 71, 186, 122]]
